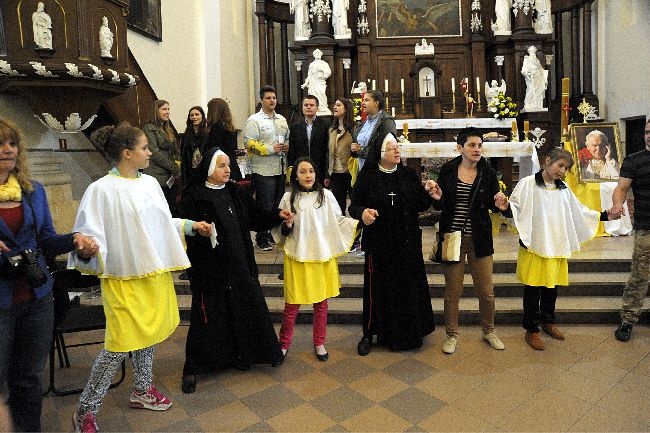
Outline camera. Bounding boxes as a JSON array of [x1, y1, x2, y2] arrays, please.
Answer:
[[5, 249, 47, 288]]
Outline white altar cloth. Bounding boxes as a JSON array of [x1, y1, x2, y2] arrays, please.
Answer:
[[396, 118, 511, 130]]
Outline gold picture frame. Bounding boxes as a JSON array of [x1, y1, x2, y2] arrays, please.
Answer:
[[569, 122, 623, 183]]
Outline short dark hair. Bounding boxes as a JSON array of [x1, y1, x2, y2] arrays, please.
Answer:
[[259, 85, 276, 100], [457, 127, 482, 146], [366, 90, 385, 110], [303, 95, 320, 107]]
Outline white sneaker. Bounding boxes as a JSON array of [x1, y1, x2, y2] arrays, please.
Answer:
[[483, 332, 505, 350], [442, 336, 458, 354]]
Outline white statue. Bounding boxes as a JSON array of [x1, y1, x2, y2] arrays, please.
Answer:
[[484, 79, 507, 100], [99, 16, 114, 58], [491, 0, 512, 35], [301, 49, 332, 115], [415, 38, 435, 56], [332, 0, 352, 39], [533, 0, 553, 34], [521, 46, 548, 111], [350, 81, 367, 95], [32, 2, 52, 50], [290, 0, 311, 41]]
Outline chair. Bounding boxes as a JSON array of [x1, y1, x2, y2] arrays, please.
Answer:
[[44, 269, 125, 396]]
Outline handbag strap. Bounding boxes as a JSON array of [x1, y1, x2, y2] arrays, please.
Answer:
[[460, 168, 483, 233]]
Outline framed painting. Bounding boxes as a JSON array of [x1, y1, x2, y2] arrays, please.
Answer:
[[570, 123, 623, 183], [375, 0, 462, 38], [127, 0, 162, 41]]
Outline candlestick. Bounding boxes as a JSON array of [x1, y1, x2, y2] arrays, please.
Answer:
[[451, 89, 456, 112], [403, 122, 408, 135], [385, 96, 389, 113], [385, 79, 389, 92], [523, 121, 530, 141], [451, 78, 455, 92], [511, 120, 519, 142], [391, 107, 396, 117], [400, 79, 404, 93], [562, 78, 570, 94], [372, 80, 376, 90], [401, 92, 406, 114], [476, 77, 482, 112]]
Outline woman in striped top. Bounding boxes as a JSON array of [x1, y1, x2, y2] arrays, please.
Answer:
[[427, 127, 510, 355]]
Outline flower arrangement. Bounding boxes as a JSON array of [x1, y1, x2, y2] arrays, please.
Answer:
[[352, 97, 362, 121], [488, 92, 519, 119]]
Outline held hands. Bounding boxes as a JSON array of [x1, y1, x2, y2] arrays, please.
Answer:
[[73, 233, 98, 259], [424, 180, 442, 200], [494, 192, 509, 211], [607, 205, 625, 220], [362, 208, 379, 225], [193, 221, 212, 237], [280, 209, 294, 228]]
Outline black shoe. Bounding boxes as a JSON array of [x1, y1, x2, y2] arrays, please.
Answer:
[[615, 322, 633, 342], [181, 375, 196, 394], [256, 239, 272, 251], [357, 336, 372, 356], [178, 271, 189, 280], [314, 346, 329, 362], [278, 271, 284, 280]]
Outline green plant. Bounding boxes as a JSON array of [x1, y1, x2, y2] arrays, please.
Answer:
[[487, 92, 518, 119]]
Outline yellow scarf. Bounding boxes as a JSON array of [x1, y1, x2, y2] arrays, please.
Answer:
[[0, 175, 22, 202]]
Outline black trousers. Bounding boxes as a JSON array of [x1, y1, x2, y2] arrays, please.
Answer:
[[522, 285, 557, 332]]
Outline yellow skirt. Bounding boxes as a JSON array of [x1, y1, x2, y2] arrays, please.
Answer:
[[284, 257, 340, 304], [516, 247, 568, 288], [101, 272, 180, 352]]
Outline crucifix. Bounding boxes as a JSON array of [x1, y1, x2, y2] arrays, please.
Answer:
[[228, 206, 233, 215], [423, 75, 432, 96], [388, 192, 397, 205]]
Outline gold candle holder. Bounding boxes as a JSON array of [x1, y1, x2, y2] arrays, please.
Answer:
[[401, 92, 406, 114], [385, 96, 390, 113], [477, 91, 482, 112], [451, 90, 456, 112]]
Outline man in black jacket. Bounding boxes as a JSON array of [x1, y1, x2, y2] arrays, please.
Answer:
[[287, 95, 330, 185]]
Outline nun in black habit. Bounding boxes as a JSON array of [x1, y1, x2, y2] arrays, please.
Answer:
[[178, 147, 288, 393], [348, 137, 435, 355]]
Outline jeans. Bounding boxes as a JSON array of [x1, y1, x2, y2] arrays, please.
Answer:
[[0, 293, 54, 432], [251, 173, 285, 243], [621, 229, 650, 324], [442, 234, 496, 337], [522, 285, 557, 332]]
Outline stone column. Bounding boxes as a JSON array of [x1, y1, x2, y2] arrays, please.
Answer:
[[494, 55, 505, 82], [342, 58, 352, 98]]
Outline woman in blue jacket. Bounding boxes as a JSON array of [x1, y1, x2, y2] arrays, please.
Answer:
[[0, 119, 96, 432]]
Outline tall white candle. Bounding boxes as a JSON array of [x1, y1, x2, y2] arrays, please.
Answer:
[[391, 107, 396, 117], [385, 79, 389, 92], [476, 77, 481, 93], [451, 78, 455, 92], [400, 79, 404, 93], [372, 79, 376, 90]]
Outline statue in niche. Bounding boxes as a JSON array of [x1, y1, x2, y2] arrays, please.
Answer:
[[521, 46, 548, 111], [491, 0, 512, 35], [99, 16, 114, 58], [332, 0, 352, 39], [32, 2, 52, 50], [415, 38, 435, 56], [290, 0, 311, 41], [301, 49, 332, 115], [484, 79, 507, 100], [533, 0, 553, 34]]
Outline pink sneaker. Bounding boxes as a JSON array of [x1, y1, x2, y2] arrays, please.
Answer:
[[72, 411, 98, 433], [129, 385, 173, 411]]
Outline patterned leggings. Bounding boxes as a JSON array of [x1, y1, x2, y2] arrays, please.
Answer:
[[78, 346, 154, 415]]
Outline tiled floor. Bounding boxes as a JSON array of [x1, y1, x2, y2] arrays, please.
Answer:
[[41, 322, 650, 432]]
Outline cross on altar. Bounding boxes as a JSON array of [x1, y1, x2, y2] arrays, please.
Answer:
[[423, 76, 432, 96], [561, 103, 571, 117], [388, 192, 396, 205]]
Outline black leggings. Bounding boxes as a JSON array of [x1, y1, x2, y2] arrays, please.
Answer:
[[522, 285, 557, 332]]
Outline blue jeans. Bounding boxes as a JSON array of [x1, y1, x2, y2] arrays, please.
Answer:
[[0, 293, 54, 432], [251, 173, 284, 243]]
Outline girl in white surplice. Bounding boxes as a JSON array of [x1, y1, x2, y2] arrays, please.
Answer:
[[273, 157, 358, 362]]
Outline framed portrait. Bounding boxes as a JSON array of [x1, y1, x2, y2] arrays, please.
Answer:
[[570, 123, 623, 183], [375, 0, 462, 38], [127, 0, 162, 41]]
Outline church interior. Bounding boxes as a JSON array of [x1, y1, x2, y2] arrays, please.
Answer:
[[2, 0, 650, 432]]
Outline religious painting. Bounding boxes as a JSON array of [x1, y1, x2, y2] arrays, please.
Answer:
[[127, 0, 162, 41], [570, 123, 623, 183], [375, 0, 462, 38]]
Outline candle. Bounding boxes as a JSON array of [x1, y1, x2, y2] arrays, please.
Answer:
[[512, 120, 517, 132], [451, 78, 455, 92], [372, 80, 376, 90], [391, 107, 396, 117], [524, 120, 530, 132], [562, 77, 570, 94], [385, 79, 389, 92], [476, 77, 481, 93], [403, 122, 408, 134], [400, 79, 405, 93]]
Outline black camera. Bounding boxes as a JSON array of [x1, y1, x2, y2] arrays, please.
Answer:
[[5, 249, 47, 288]]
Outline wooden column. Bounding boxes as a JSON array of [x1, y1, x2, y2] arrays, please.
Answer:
[[570, 7, 580, 95], [280, 22, 290, 104], [266, 20, 277, 89], [554, 11, 564, 102], [258, 16, 268, 87], [582, 1, 594, 95]]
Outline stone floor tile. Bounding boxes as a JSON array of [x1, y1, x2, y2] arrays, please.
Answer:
[[266, 403, 336, 432], [382, 358, 439, 386], [240, 384, 304, 420], [348, 371, 409, 403], [310, 387, 375, 424], [193, 401, 260, 433], [379, 387, 446, 424], [219, 369, 278, 398], [568, 357, 630, 386], [568, 405, 650, 432], [547, 369, 615, 404], [340, 405, 412, 433], [283, 370, 343, 401], [319, 357, 373, 384], [417, 405, 492, 432]]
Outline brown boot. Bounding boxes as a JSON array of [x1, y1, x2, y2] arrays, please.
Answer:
[[541, 323, 565, 340], [525, 332, 545, 350]]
